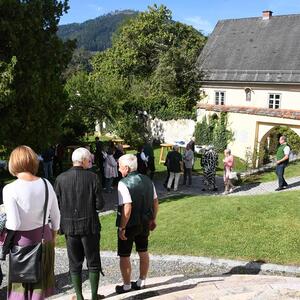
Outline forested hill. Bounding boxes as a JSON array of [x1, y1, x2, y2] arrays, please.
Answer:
[[58, 10, 138, 51]]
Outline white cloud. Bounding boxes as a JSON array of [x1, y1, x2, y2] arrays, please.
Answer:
[[184, 16, 214, 34]]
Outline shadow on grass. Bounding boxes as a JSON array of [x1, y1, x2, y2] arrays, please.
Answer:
[[223, 260, 266, 275], [159, 194, 195, 204]]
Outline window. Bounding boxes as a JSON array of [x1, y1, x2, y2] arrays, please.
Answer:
[[245, 88, 251, 101], [268, 94, 281, 109], [215, 91, 225, 105]]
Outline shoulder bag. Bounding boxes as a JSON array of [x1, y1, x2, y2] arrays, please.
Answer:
[[9, 178, 49, 283]]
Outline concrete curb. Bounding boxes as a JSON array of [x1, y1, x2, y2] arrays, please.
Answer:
[[55, 249, 300, 276]]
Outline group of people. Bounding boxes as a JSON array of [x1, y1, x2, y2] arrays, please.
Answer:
[[163, 139, 236, 194], [1, 145, 159, 299]]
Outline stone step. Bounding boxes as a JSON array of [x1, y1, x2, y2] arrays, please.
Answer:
[[53, 274, 300, 300]]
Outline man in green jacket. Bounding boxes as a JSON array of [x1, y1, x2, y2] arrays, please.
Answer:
[[275, 136, 290, 191], [115, 154, 159, 294]]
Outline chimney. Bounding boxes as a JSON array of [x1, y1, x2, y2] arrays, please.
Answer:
[[262, 10, 273, 20]]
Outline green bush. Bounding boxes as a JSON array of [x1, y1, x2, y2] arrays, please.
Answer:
[[194, 112, 234, 151]]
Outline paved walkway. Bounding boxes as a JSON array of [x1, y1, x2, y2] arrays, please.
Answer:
[[154, 175, 300, 199], [56, 274, 300, 300]]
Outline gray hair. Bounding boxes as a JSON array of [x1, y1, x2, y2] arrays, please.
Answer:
[[72, 147, 91, 164], [280, 135, 287, 142], [225, 148, 231, 155], [118, 154, 137, 172]]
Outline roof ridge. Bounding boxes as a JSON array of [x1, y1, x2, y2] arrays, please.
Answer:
[[218, 13, 300, 23]]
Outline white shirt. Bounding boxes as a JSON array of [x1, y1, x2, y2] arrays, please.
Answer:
[[284, 145, 290, 156], [118, 181, 157, 205], [3, 178, 60, 231]]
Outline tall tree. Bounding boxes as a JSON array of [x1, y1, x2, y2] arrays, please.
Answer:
[[85, 5, 207, 143], [0, 0, 75, 151]]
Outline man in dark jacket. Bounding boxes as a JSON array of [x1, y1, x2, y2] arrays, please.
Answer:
[[115, 154, 159, 294], [166, 145, 183, 192], [54, 147, 105, 300]]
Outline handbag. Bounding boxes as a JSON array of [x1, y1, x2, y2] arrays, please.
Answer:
[[9, 178, 49, 283], [229, 171, 238, 180]]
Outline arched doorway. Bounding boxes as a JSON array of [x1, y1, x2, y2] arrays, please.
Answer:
[[258, 125, 300, 166]]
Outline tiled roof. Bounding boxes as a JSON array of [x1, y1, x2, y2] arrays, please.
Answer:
[[197, 103, 300, 120], [197, 14, 300, 83]]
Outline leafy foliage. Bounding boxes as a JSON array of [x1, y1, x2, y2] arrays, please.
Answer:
[[0, 56, 16, 101], [0, 0, 75, 151], [194, 113, 234, 151], [67, 5, 206, 143], [58, 10, 138, 51]]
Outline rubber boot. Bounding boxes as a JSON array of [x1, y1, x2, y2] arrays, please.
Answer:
[[89, 271, 100, 300], [70, 273, 84, 300]]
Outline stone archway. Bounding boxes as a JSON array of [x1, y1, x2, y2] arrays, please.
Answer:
[[255, 122, 300, 166]]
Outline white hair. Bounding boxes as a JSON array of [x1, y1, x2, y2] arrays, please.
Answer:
[[225, 148, 231, 155], [72, 147, 91, 164], [118, 154, 137, 172]]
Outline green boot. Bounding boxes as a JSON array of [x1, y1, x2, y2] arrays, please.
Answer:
[[89, 271, 100, 300], [70, 273, 84, 300]]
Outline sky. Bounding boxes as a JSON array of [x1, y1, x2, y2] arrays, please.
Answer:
[[60, 0, 300, 35]]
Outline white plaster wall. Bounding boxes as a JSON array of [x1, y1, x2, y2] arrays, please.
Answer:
[[198, 110, 300, 160], [150, 118, 195, 144], [201, 86, 300, 109]]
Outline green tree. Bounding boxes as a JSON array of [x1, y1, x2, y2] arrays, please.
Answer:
[[0, 0, 75, 151], [87, 5, 206, 142]]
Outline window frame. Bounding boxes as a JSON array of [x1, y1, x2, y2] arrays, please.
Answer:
[[215, 91, 225, 105], [268, 93, 281, 109]]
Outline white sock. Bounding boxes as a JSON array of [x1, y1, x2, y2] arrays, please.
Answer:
[[136, 278, 145, 287], [123, 284, 131, 291]]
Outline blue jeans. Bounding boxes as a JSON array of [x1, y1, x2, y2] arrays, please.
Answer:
[[276, 163, 288, 188]]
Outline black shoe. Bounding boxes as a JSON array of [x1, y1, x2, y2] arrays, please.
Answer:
[[283, 184, 288, 189], [163, 183, 167, 189], [275, 187, 283, 191], [131, 281, 144, 290], [167, 188, 171, 192], [115, 285, 131, 294]]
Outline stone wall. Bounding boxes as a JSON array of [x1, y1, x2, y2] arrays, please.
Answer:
[[150, 118, 196, 144]]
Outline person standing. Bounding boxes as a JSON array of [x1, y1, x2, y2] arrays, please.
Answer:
[[223, 148, 234, 194], [275, 135, 290, 191], [201, 146, 219, 192], [3, 145, 60, 299], [41, 145, 55, 180], [115, 154, 159, 294], [143, 141, 155, 180], [183, 144, 194, 186], [53, 143, 64, 176], [95, 137, 105, 186], [103, 147, 118, 192], [54, 148, 105, 300], [166, 145, 183, 192], [136, 145, 148, 175]]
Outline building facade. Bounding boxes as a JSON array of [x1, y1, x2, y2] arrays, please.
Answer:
[[197, 11, 300, 163]]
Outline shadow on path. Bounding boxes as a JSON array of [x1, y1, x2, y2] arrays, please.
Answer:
[[223, 260, 266, 275]]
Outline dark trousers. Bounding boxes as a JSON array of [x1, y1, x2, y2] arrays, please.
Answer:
[[183, 166, 192, 185], [65, 233, 101, 274], [276, 163, 288, 188]]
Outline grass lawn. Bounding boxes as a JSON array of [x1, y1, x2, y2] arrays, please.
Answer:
[[244, 160, 300, 184], [56, 190, 300, 266]]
